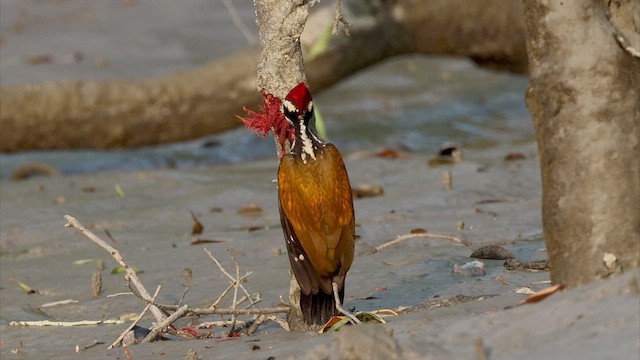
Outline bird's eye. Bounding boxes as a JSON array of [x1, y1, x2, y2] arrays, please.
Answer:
[[282, 101, 297, 124], [283, 100, 297, 114]]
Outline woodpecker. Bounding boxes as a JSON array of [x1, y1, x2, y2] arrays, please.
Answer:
[[278, 82, 355, 325]]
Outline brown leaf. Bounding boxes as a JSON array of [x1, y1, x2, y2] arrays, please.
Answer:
[[505, 152, 526, 161], [25, 54, 53, 65], [318, 316, 349, 334], [237, 203, 263, 216], [190, 211, 204, 235], [474, 199, 504, 205], [190, 238, 225, 245], [521, 284, 566, 304], [375, 147, 406, 159], [410, 228, 427, 234]]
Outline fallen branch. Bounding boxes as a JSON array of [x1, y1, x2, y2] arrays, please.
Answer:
[[203, 248, 256, 308], [227, 250, 241, 336], [141, 304, 190, 344], [64, 215, 167, 323], [158, 306, 290, 316], [63, 214, 290, 347], [375, 232, 471, 252], [10, 320, 124, 327], [109, 285, 162, 349]]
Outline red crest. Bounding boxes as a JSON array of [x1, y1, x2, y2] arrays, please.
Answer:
[[285, 82, 313, 111]]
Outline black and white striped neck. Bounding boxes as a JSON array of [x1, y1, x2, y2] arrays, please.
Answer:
[[291, 116, 324, 164]]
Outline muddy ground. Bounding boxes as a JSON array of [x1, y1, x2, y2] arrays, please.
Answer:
[[1, 141, 638, 359]]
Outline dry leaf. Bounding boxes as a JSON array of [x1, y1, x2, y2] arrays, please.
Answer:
[[237, 203, 263, 215], [190, 211, 204, 235], [375, 147, 406, 159], [521, 284, 566, 304], [10, 277, 37, 294], [505, 152, 526, 161], [190, 238, 225, 245], [318, 316, 349, 334], [410, 228, 427, 234]]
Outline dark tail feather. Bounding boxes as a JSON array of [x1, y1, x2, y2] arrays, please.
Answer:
[[300, 285, 345, 325]]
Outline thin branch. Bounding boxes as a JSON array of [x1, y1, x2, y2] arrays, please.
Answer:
[[109, 285, 162, 349], [243, 294, 262, 309], [66, 214, 290, 344], [107, 292, 133, 298], [210, 282, 236, 308], [64, 215, 167, 323], [10, 320, 124, 326], [178, 287, 190, 307], [375, 232, 470, 252], [245, 314, 266, 335], [332, 0, 351, 36], [187, 306, 290, 316], [197, 320, 247, 329], [203, 248, 255, 308], [245, 314, 290, 335], [141, 304, 189, 344], [227, 250, 241, 336]]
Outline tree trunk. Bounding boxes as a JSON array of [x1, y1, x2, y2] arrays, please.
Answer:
[[253, 0, 311, 331], [0, 0, 527, 152], [522, 0, 640, 286]]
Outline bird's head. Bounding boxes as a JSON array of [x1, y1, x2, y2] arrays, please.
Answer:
[[282, 82, 322, 161], [282, 82, 314, 130]]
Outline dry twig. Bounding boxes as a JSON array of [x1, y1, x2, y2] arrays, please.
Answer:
[[141, 304, 189, 343], [64, 214, 290, 347], [10, 320, 124, 327], [375, 232, 470, 252], [332, 0, 351, 36], [109, 285, 162, 349], [64, 215, 166, 323], [204, 248, 256, 308], [227, 250, 241, 336]]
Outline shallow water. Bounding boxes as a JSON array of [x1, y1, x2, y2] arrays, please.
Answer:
[[0, 56, 532, 179]]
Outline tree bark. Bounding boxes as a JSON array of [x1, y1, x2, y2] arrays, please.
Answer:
[[523, 0, 640, 287], [0, 0, 527, 152], [253, 0, 311, 331]]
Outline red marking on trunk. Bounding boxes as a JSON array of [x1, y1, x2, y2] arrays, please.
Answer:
[[237, 89, 294, 157]]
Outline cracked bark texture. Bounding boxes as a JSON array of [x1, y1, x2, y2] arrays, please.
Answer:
[[523, 0, 640, 286]]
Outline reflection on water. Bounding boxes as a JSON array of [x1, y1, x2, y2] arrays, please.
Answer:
[[0, 56, 533, 179]]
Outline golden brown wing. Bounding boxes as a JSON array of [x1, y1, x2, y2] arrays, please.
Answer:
[[278, 144, 355, 294]]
